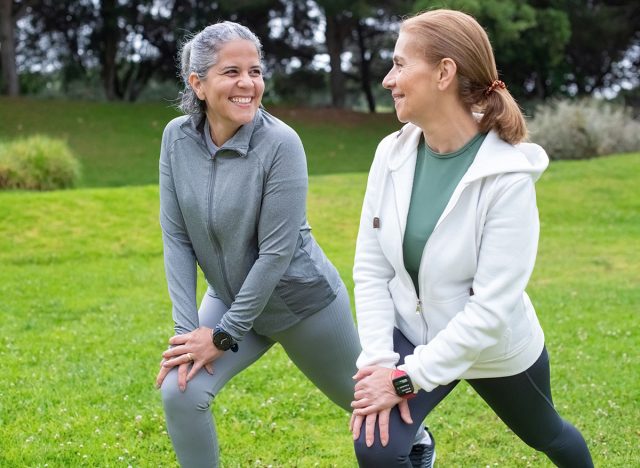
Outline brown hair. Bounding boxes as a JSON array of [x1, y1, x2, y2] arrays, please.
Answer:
[[401, 9, 528, 144]]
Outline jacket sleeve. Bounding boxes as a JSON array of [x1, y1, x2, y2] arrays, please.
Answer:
[[159, 127, 199, 335], [401, 175, 540, 391], [218, 130, 308, 339], [353, 137, 401, 369]]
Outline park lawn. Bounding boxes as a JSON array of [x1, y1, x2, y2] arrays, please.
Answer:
[[0, 152, 638, 467], [0, 97, 399, 187]]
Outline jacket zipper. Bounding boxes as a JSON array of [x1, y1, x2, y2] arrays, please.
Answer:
[[207, 153, 235, 302], [416, 183, 471, 342], [389, 176, 429, 340]]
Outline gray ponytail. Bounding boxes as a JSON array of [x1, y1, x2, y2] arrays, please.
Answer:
[[177, 21, 263, 115]]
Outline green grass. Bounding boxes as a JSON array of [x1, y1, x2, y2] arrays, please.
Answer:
[[0, 98, 638, 466], [0, 153, 638, 466], [0, 97, 399, 187]]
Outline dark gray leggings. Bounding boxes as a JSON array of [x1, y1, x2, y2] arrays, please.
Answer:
[[354, 329, 593, 467], [161, 282, 360, 468]]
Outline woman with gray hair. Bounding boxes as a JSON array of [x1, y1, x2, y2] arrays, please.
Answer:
[[153, 21, 362, 466]]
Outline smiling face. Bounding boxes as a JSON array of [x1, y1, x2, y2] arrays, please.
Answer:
[[382, 32, 439, 127], [189, 39, 264, 145]]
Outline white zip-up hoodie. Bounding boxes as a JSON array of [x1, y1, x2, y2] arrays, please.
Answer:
[[353, 123, 549, 392]]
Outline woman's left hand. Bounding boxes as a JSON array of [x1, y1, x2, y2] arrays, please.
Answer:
[[157, 327, 222, 389], [352, 366, 405, 414], [350, 366, 413, 446]]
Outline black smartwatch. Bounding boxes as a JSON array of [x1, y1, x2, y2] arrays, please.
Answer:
[[391, 369, 416, 399], [212, 326, 238, 352]]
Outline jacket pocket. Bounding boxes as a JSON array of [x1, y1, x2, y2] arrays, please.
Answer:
[[275, 276, 336, 315]]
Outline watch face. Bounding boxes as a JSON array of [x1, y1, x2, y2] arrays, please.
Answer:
[[392, 374, 414, 396], [213, 330, 233, 351]]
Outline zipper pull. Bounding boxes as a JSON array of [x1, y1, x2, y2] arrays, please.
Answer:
[[416, 299, 422, 314]]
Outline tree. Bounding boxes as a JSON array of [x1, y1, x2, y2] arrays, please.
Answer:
[[559, 0, 640, 95], [0, 0, 31, 95], [316, 0, 411, 111]]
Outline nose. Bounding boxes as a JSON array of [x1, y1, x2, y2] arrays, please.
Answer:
[[382, 69, 395, 89], [237, 72, 254, 88]]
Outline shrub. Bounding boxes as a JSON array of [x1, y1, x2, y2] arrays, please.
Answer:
[[0, 135, 81, 190], [528, 99, 640, 160]]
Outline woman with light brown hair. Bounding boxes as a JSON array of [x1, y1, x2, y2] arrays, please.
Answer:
[[349, 9, 593, 467]]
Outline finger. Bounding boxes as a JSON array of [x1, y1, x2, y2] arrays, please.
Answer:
[[349, 413, 355, 432], [351, 398, 377, 410], [352, 414, 364, 440], [168, 332, 190, 345], [398, 399, 414, 425], [178, 362, 189, 392], [353, 367, 376, 380], [353, 389, 366, 400], [155, 365, 170, 389], [378, 409, 390, 447], [204, 363, 214, 375], [162, 345, 187, 359], [162, 354, 188, 369], [187, 360, 203, 381], [365, 413, 377, 447]]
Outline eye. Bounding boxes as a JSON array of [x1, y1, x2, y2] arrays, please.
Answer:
[[249, 68, 262, 77], [223, 69, 239, 76]]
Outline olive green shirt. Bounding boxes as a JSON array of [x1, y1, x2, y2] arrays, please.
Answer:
[[403, 132, 487, 293]]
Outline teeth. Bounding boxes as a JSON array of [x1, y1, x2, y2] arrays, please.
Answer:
[[231, 97, 252, 104]]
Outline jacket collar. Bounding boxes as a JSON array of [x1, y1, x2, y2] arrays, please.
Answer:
[[387, 123, 549, 182], [179, 109, 261, 158]]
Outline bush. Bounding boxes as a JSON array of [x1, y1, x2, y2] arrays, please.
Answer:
[[0, 135, 81, 190], [528, 98, 640, 160]]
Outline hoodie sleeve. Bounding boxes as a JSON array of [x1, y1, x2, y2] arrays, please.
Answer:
[[159, 126, 199, 335], [353, 135, 401, 369], [400, 174, 540, 390], [218, 128, 308, 340]]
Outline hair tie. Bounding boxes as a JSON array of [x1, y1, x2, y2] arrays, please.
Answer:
[[485, 79, 506, 97]]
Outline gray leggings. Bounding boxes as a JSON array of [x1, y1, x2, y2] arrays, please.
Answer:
[[161, 282, 360, 467]]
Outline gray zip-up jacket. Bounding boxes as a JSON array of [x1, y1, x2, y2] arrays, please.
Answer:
[[160, 108, 342, 340]]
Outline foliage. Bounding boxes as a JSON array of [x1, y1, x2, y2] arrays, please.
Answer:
[[529, 98, 640, 160], [5, 0, 638, 107], [0, 153, 638, 466], [0, 134, 81, 190]]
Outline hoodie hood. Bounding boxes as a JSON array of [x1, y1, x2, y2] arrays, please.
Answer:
[[387, 123, 549, 183]]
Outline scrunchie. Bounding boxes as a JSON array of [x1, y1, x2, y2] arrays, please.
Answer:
[[484, 79, 506, 97]]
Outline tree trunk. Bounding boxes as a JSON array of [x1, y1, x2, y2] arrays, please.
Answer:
[[100, 0, 119, 100], [325, 14, 346, 108], [356, 20, 375, 113], [0, 0, 19, 96]]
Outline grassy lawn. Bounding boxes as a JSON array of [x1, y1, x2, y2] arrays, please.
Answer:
[[0, 98, 638, 466], [0, 97, 398, 187]]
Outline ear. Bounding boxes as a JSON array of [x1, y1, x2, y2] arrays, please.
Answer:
[[436, 58, 457, 91], [188, 72, 204, 100]]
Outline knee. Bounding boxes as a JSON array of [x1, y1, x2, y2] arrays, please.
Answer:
[[160, 375, 213, 415], [354, 438, 408, 467]]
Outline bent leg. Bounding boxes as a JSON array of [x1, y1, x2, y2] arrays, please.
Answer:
[[468, 347, 593, 468], [354, 329, 457, 467], [271, 281, 361, 411], [161, 293, 274, 467]]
